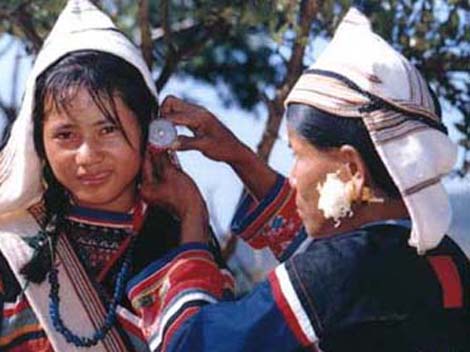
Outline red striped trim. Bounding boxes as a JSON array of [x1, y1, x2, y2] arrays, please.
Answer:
[[0, 324, 45, 347], [427, 255, 463, 308], [222, 270, 236, 292], [162, 260, 224, 305], [128, 249, 214, 300], [7, 337, 53, 352], [117, 310, 145, 342], [161, 306, 199, 352], [241, 182, 293, 243], [268, 272, 312, 348], [66, 199, 148, 230], [4, 298, 30, 318]]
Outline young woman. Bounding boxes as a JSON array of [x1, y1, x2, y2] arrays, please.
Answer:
[[123, 7, 470, 352], [0, 1, 230, 351]]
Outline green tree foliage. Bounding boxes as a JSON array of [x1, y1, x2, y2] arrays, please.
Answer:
[[0, 0, 469, 174]]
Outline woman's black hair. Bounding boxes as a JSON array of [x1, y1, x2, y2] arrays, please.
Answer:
[[286, 103, 401, 198], [21, 50, 157, 283], [33, 50, 157, 160]]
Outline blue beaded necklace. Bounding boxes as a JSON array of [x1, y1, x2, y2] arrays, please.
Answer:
[[48, 235, 135, 347], [47, 201, 147, 347]]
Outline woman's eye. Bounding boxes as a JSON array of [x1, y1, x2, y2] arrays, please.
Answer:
[[55, 131, 74, 140], [100, 125, 119, 135]]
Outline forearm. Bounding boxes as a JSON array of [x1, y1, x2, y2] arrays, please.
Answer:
[[126, 246, 313, 352], [126, 244, 235, 351], [228, 143, 278, 202], [230, 174, 309, 261], [179, 205, 209, 244]]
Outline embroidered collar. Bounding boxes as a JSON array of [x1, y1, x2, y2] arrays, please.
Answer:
[[66, 200, 148, 232]]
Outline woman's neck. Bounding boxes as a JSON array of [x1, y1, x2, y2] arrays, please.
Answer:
[[318, 196, 409, 238], [71, 192, 138, 214]]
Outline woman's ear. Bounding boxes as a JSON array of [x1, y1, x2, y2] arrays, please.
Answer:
[[338, 145, 368, 193]]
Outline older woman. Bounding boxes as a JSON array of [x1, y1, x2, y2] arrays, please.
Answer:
[[129, 7, 470, 352]]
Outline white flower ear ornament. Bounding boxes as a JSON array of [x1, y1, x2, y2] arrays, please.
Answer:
[[317, 172, 384, 227]]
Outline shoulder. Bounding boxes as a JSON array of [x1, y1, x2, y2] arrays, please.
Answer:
[[289, 220, 412, 275], [0, 208, 41, 235], [282, 221, 425, 330], [276, 221, 470, 341]]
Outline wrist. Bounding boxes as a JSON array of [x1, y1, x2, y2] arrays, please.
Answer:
[[227, 143, 256, 169], [179, 204, 209, 244], [226, 143, 278, 201]]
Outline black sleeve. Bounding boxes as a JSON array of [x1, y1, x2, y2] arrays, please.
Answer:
[[0, 251, 22, 301], [0, 250, 23, 335]]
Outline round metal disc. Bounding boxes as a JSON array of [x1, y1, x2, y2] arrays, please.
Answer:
[[148, 119, 177, 148]]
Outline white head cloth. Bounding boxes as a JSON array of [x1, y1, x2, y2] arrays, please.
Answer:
[[0, 0, 156, 215], [285, 7, 457, 253]]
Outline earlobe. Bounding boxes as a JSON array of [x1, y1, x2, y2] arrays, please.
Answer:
[[346, 163, 366, 198], [339, 145, 367, 186], [345, 162, 384, 205], [339, 145, 382, 204]]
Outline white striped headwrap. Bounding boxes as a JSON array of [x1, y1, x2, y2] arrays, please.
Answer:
[[285, 7, 457, 253]]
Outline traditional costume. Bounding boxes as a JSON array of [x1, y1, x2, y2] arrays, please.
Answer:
[[0, 1, 231, 351], [124, 7, 470, 352], [0, 202, 184, 351]]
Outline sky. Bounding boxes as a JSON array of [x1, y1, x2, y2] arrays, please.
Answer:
[[1, 33, 469, 279]]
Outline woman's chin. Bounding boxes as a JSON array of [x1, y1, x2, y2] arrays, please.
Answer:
[[72, 194, 116, 211]]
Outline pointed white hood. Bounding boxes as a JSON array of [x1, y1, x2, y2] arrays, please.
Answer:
[[0, 0, 156, 215]]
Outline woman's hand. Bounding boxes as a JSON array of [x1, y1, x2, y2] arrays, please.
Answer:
[[160, 95, 248, 164], [140, 150, 209, 244], [161, 95, 278, 201]]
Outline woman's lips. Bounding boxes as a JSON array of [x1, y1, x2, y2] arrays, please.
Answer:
[[78, 171, 112, 185]]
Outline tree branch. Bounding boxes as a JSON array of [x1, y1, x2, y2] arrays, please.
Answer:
[[12, 2, 43, 53], [155, 20, 228, 91], [256, 0, 321, 161], [155, 0, 178, 91], [138, 0, 153, 69], [160, 0, 173, 52]]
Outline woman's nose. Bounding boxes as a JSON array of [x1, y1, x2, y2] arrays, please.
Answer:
[[75, 140, 103, 166]]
